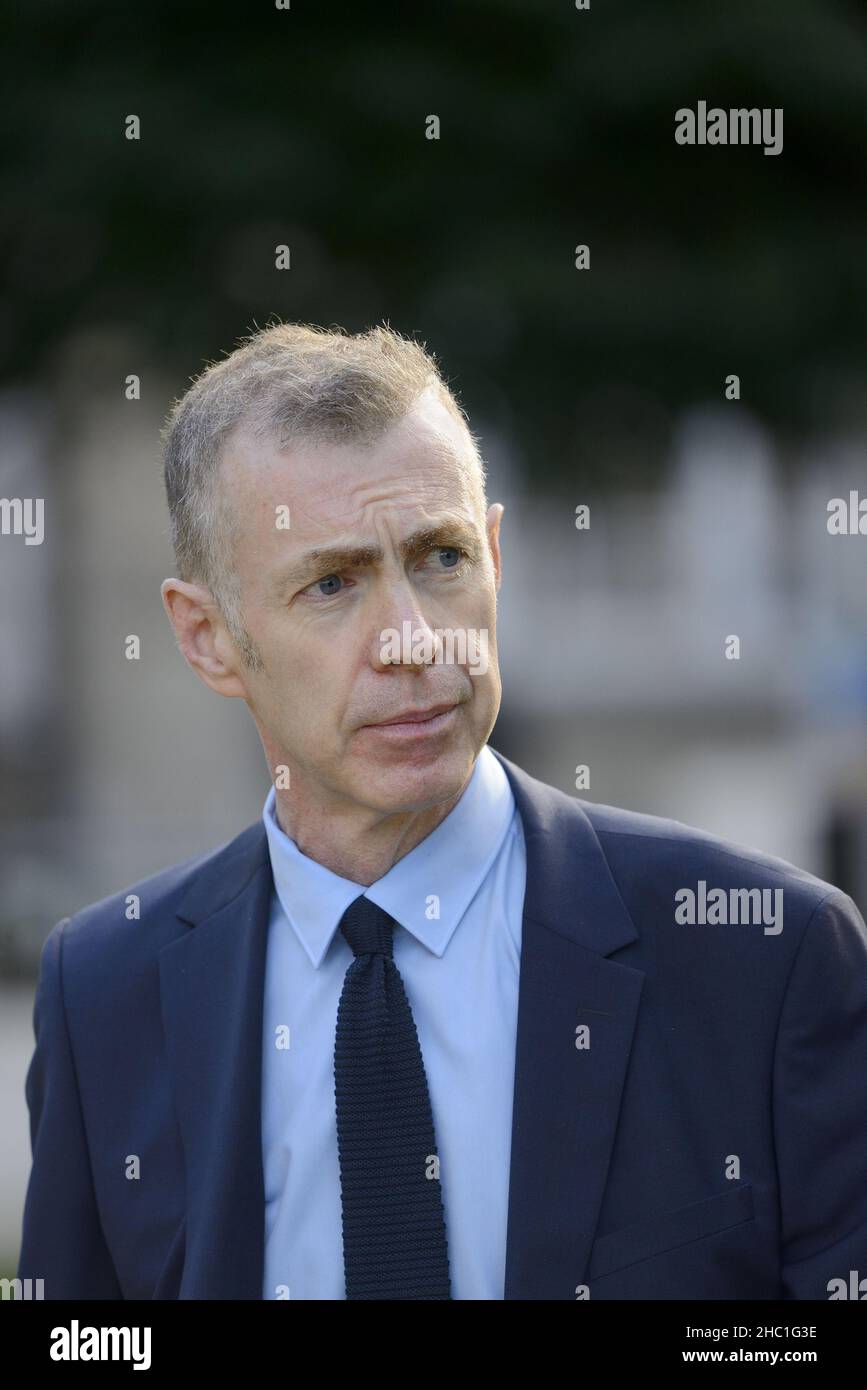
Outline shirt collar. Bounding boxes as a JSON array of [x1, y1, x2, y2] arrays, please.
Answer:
[[262, 743, 516, 968]]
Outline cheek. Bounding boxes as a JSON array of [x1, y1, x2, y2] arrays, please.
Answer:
[[273, 639, 347, 714]]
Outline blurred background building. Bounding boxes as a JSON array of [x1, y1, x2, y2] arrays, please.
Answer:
[[1, 0, 866, 1268]]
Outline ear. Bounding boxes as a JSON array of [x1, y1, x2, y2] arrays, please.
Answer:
[[486, 503, 504, 591], [160, 577, 248, 698]]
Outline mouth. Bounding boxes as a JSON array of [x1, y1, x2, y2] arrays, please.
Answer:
[[362, 701, 461, 739]]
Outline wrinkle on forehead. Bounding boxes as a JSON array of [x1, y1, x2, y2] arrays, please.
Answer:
[[218, 387, 487, 585]]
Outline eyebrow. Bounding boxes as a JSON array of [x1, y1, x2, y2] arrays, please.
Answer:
[[273, 521, 484, 596]]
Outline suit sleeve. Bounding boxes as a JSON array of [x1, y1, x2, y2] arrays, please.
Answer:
[[774, 889, 867, 1298], [16, 918, 123, 1299]]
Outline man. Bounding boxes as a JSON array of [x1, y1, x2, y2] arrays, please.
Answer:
[[17, 322, 867, 1300]]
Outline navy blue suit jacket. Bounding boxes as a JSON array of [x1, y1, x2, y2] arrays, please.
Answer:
[[17, 749, 867, 1299]]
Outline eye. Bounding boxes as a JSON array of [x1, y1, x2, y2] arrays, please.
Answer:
[[312, 573, 344, 597], [300, 546, 468, 600], [427, 546, 465, 571]]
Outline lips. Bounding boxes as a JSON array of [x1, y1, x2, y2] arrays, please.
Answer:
[[369, 701, 458, 728]]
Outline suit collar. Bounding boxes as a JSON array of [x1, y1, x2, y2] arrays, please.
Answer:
[[489, 747, 637, 956], [174, 821, 270, 929], [261, 743, 517, 967], [172, 746, 638, 957], [161, 746, 644, 1298]]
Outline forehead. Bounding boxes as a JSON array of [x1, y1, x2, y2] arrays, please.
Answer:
[[222, 386, 479, 531]]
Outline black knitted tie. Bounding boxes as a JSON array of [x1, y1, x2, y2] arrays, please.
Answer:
[[333, 894, 451, 1299]]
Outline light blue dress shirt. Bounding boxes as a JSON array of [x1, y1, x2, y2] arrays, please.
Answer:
[[260, 742, 527, 1300]]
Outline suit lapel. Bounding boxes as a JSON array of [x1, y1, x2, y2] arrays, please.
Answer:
[[492, 750, 645, 1299], [159, 823, 272, 1299]]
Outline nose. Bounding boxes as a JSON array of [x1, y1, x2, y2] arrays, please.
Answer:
[[367, 579, 442, 671]]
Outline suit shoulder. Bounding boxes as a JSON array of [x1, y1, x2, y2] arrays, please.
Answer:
[[497, 749, 842, 913], [56, 821, 264, 959], [579, 795, 840, 907]]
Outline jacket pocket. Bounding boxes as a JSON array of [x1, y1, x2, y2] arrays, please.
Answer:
[[588, 1182, 755, 1280]]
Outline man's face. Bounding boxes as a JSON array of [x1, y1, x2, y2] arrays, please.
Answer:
[[218, 385, 503, 821]]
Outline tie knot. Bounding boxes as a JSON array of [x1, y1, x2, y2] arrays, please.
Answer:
[[338, 895, 396, 958]]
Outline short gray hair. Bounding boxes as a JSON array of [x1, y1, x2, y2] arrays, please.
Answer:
[[161, 320, 486, 667]]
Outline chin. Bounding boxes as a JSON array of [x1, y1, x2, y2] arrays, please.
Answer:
[[353, 733, 476, 813]]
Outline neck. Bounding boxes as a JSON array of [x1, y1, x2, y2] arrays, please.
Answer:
[[272, 781, 468, 885]]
